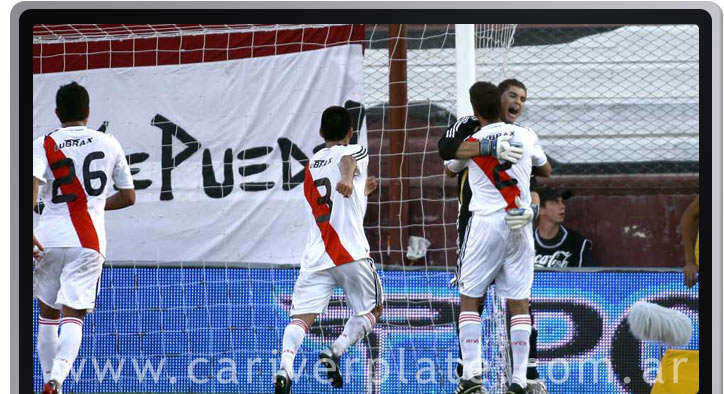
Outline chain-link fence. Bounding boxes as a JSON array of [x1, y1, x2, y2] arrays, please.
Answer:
[[508, 24, 699, 174]]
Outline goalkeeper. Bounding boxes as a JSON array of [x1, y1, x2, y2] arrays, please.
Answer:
[[438, 79, 550, 394]]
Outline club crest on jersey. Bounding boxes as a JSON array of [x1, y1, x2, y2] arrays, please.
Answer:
[[55, 137, 94, 151], [311, 158, 333, 169]]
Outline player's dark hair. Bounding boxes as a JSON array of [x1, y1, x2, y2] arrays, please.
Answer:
[[320, 106, 352, 141], [56, 82, 90, 123], [498, 78, 527, 94], [469, 81, 500, 122]]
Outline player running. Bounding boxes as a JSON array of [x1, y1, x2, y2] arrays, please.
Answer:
[[445, 82, 551, 394], [439, 78, 550, 394], [33, 82, 136, 394], [274, 106, 383, 393]]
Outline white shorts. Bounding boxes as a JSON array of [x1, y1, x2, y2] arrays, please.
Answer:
[[33, 247, 104, 313], [457, 211, 534, 300], [290, 258, 383, 316]]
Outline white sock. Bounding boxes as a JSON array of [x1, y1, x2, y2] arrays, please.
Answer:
[[458, 311, 482, 380], [50, 317, 84, 384], [331, 312, 376, 357], [37, 317, 60, 382], [510, 314, 532, 387], [280, 319, 309, 379]]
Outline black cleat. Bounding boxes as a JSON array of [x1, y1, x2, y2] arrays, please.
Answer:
[[319, 347, 343, 388], [455, 375, 489, 394], [506, 382, 527, 394], [274, 370, 292, 394]]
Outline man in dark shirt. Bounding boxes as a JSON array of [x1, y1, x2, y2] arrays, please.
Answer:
[[534, 187, 595, 268]]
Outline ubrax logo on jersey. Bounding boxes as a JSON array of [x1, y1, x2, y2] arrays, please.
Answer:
[[55, 137, 94, 150]]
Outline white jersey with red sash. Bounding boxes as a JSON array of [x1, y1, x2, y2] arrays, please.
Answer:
[[32, 126, 134, 257], [300, 144, 370, 272], [448, 122, 547, 300], [463, 122, 547, 215]]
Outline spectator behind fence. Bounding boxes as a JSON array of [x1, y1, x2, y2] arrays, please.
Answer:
[[534, 187, 595, 268]]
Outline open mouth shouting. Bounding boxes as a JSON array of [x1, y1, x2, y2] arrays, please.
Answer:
[[505, 105, 520, 121]]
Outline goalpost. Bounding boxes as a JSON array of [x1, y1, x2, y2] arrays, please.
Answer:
[[32, 24, 517, 393]]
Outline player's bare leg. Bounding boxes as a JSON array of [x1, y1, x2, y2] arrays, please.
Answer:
[[275, 313, 316, 394], [506, 298, 532, 394], [456, 294, 487, 394], [321, 304, 383, 388], [45, 306, 86, 394], [37, 301, 60, 389]]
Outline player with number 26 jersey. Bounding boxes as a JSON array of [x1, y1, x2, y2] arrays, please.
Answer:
[[33, 125, 134, 257], [33, 82, 136, 394], [301, 143, 370, 272]]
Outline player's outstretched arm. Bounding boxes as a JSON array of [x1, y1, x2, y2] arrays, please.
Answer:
[[105, 188, 136, 211], [681, 195, 699, 287], [336, 155, 357, 198]]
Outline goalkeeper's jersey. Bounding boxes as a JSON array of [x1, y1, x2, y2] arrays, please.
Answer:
[[300, 144, 371, 272]]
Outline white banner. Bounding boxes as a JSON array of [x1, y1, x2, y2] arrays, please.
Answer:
[[33, 44, 367, 265]]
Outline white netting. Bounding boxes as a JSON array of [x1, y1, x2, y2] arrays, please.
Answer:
[[363, 24, 515, 393], [481, 24, 699, 173], [475, 24, 517, 84], [32, 24, 351, 43]]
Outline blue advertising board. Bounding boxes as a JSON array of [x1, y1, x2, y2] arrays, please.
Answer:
[[33, 268, 698, 393]]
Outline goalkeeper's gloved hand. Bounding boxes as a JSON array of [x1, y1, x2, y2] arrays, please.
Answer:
[[479, 135, 524, 163], [505, 196, 535, 230]]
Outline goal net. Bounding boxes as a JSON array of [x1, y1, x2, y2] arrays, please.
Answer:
[[32, 24, 515, 393]]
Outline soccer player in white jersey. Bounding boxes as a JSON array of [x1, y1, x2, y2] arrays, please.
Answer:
[[274, 106, 383, 394], [32, 82, 136, 394], [441, 79, 550, 394], [446, 82, 551, 394]]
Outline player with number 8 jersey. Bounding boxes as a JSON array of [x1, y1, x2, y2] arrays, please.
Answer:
[[32, 82, 136, 394], [274, 106, 383, 394], [301, 142, 371, 271]]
